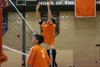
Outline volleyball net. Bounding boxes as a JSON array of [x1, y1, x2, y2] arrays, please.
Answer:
[[3, 0, 40, 56], [2, 0, 60, 66]]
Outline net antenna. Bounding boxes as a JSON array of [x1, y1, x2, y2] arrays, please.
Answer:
[[8, 0, 36, 34]]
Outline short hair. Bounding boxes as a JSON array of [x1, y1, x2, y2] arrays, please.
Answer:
[[52, 18, 56, 24], [34, 34, 44, 44]]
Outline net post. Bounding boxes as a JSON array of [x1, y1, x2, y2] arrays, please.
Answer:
[[22, 7, 26, 67]]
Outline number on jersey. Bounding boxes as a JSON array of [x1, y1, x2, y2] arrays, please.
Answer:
[[41, 50, 45, 58]]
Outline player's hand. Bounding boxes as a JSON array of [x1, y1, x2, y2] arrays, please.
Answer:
[[48, 0, 52, 7], [36, 2, 41, 10], [5, 1, 8, 8]]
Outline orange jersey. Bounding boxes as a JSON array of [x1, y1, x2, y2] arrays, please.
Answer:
[[0, 0, 6, 54], [26, 45, 51, 67], [0, 8, 2, 58], [41, 22, 56, 46], [0, 8, 2, 51], [0, 4, 7, 63], [0, 53, 7, 63]]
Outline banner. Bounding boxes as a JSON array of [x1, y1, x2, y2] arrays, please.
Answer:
[[75, 0, 96, 17]]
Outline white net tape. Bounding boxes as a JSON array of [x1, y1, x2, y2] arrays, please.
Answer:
[[3, 45, 28, 56], [9, 0, 36, 34], [2, 0, 37, 55]]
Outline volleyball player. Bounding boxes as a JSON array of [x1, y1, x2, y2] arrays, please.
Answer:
[[26, 34, 51, 67], [36, 0, 58, 67], [0, 0, 8, 64]]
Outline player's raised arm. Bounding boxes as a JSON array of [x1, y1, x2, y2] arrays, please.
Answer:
[[48, 0, 53, 24], [36, 2, 41, 23]]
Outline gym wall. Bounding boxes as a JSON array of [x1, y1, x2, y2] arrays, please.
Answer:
[[2, 11, 100, 67]]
